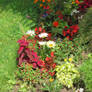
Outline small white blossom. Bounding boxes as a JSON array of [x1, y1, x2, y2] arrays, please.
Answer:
[[76, 88, 84, 92], [71, 9, 79, 16], [38, 41, 47, 46], [38, 33, 48, 38], [47, 41, 56, 48], [26, 30, 35, 36]]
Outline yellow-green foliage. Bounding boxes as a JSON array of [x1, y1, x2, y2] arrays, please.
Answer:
[[55, 62, 80, 88]]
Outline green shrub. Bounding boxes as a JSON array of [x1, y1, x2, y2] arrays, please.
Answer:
[[79, 55, 92, 91], [79, 8, 92, 51]]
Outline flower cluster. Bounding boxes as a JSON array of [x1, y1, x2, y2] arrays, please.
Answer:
[[35, 27, 51, 41], [17, 28, 56, 78], [62, 25, 79, 40], [78, 0, 92, 12]]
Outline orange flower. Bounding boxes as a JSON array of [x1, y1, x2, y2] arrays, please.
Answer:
[[42, 0, 45, 2], [40, 4, 43, 7], [72, 1, 75, 4], [75, 0, 80, 4], [47, 0, 51, 3], [34, 0, 38, 3]]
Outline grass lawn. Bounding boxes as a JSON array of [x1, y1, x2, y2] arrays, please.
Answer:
[[0, 0, 33, 91]]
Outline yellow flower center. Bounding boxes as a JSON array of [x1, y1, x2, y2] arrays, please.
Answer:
[[72, 1, 75, 4], [49, 78, 54, 82], [49, 44, 53, 47]]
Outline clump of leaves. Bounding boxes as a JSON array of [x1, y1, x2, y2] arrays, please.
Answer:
[[17, 35, 44, 69], [55, 62, 80, 88]]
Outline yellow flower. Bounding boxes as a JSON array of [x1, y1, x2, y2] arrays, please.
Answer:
[[72, 1, 75, 4], [64, 58, 67, 62], [49, 78, 54, 82], [69, 58, 73, 62]]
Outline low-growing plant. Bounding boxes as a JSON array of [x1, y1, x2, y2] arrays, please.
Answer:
[[79, 54, 92, 91], [52, 38, 84, 64], [55, 62, 80, 88]]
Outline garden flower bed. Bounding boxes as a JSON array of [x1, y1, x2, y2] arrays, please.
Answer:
[[0, 0, 92, 92]]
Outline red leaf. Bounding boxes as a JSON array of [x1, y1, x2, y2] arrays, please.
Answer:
[[18, 46, 24, 54], [18, 53, 25, 65]]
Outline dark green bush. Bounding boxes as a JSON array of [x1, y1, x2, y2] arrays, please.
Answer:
[[79, 8, 92, 51]]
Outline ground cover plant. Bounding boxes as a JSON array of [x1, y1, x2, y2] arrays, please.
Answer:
[[0, 0, 92, 92]]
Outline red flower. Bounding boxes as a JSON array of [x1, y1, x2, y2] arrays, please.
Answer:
[[67, 29, 70, 34], [45, 57, 50, 61], [49, 72, 55, 76], [58, 14, 63, 20], [39, 27, 42, 32], [62, 30, 66, 36], [35, 27, 38, 32], [51, 52, 54, 57], [66, 36, 70, 40], [43, 5, 50, 9], [64, 26, 67, 28], [52, 63, 56, 69], [53, 21, 59, 27]]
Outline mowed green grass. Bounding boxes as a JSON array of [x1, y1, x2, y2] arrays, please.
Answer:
[[0, 2, 33, 91]]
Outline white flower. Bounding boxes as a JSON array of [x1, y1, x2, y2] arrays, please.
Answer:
[[75, 88, 84, 92], [38, 41, 47, 46], [71, 9, 79, 16], [47, 41, 56, 48], [38, 33, 48, 38], [79, 88, 84, 92], [26, 30, 35, 36]]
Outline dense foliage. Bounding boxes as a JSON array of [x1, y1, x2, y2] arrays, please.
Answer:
[[0, 0, 92, 92]]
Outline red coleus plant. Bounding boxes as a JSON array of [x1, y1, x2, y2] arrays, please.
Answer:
[[62, 25, 79, 40], [17, 36, 45, 69]]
